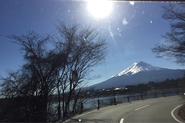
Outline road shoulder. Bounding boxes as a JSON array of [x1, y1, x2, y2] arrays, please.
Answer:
[[172, 104, 185, 123], [178, 104, 185, 121]]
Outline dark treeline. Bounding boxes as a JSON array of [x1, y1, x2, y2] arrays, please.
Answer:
[[126, 78, 184, 94], [90, 77, 185, 97]]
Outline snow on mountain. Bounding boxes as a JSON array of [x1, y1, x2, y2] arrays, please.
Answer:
[[91, 61, 185, 90], [114, 61, 161, 77]]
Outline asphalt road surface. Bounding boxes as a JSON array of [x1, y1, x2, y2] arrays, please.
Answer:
[[63, 95, 185, 123]]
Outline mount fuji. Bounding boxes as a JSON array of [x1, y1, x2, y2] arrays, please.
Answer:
[[91, 61, 185, 89]]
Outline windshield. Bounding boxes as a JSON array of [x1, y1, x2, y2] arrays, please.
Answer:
[[0, 0, 185, 122]]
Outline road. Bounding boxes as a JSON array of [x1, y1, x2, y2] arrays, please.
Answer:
[[63, 95, 185, 123]]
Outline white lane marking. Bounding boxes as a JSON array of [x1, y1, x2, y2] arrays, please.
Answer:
[[119, 118, 124, 123], [171, 104, 184, 123], [135, 105, 150, 111]]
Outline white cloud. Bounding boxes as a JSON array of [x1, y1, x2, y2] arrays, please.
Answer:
[[122, 18, 128, 25]]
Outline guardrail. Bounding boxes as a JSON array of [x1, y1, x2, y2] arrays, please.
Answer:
[[51, 89, 185, 122]]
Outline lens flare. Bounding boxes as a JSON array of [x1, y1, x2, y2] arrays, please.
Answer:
[[87, 0, 113, 19]]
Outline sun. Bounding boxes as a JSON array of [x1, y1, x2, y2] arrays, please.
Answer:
[[87, 0, 113, 19]]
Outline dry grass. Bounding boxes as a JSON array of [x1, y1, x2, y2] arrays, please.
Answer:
[[178, 104, 185, 120]]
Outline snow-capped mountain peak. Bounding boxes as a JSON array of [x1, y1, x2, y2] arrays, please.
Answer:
[[115, 61, 161, 77], [90, 61, 185, 89]]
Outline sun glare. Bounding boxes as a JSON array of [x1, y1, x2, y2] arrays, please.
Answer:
[[87, 0, 113, 19]]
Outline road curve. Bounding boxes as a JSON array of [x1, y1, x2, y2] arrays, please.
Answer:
[[63, 95, 184, 123]]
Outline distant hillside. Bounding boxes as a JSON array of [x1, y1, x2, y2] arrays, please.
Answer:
[[91, 61, 185, 89]]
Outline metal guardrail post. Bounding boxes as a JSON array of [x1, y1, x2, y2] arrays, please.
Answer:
[[80, 102, 83, 113], [127, 96, 131, 103], [97, 99, 100, 110], [114, 97, 117, 105], [154, 93, 157, 98], [162, 92, 166, 97]]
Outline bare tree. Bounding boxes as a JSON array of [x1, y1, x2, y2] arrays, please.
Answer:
[[0, 31, 67, 122], [0, 23, 106, 121], [152, 3, 185, 65], [54, 23, 106, 119]]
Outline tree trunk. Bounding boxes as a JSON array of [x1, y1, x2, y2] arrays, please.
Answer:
[[57, 90, 61, 120]]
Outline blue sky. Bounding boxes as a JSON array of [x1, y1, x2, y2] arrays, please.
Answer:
[[0, 0, 184, 86]]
